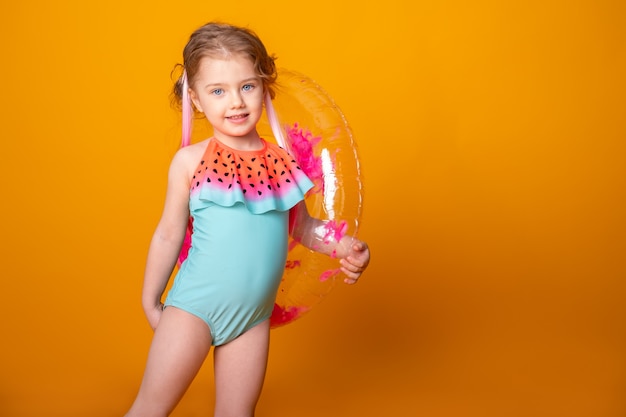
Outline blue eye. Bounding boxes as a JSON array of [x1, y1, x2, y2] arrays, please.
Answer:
[[242, 84, 254, 92], [212, 88, 224, 96]]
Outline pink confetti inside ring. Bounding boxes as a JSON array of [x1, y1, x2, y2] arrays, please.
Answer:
[[260, 69, 364, 328]]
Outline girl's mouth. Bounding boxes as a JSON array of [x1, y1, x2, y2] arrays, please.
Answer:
[[227, 113, 249, 120]]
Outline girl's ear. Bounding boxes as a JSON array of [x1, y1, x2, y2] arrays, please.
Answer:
[[189, 89, 203, 113]]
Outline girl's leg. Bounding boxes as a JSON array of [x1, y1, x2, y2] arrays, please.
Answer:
[[213, 319, 270, 417], [126, 307, 213, 417]]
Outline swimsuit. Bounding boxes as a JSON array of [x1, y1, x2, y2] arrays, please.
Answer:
[[164, 138, 313, 346]]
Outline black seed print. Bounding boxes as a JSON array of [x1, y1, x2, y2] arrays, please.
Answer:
[[258, 191, 262, 196], [213, 169, 218, 174], [217, 151, 221, 156], [269, 175, 274, 179], [260, 180, 264, 185], [224, 172, 229, 177], [237, 163, 241, 169], [196, 181, 200, 187], [228, 184, 232, 189], [260, 163, 266, 168], [207, 178, 211, 183], [286, 179, 291, 183], [218, 178, 223, 183], [201, 160, 205, 165], [274, 158, 278, 164], [247, 166, 252, 171], [214, 159, 218, 164], [222, 163, 227, 167], [243, 189, 247, 194], [267, 184, 272, 190], [277, 183, 281, 188], [281, 171, 285, 175], [248, 174, 252, 178], [257, 171, 261, 176], [250, 183, 255, 188], [197, 170, 201, 174]]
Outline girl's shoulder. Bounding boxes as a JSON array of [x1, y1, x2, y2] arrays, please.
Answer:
[[170, 138, 210, 179]]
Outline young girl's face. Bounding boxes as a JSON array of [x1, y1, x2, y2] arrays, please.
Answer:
[[189, 54, 265, 147]]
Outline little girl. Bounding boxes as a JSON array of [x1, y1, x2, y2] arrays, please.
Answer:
[[125, 22, 370, 417]]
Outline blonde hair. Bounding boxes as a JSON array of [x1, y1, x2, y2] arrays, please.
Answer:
[[172, 22, 278, 108]]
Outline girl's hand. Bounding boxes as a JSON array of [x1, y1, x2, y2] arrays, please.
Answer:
[[339, 240, 370, 285], [144, 302, 164, 331]]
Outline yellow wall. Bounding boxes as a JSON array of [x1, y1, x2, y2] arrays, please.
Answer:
[[1, 1, 625, 416]]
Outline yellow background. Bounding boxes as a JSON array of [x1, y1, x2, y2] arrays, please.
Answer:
[[1, 1, 625, 416]]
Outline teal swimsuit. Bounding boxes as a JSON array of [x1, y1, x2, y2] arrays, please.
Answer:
[[164, 138, 313, 346]]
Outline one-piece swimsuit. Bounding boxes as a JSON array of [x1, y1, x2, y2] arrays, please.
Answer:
[[164, 137, 313, 346]]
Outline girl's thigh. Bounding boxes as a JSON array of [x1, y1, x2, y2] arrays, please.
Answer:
[[213, 320, 270, 417], [128, 307, 212, 416]]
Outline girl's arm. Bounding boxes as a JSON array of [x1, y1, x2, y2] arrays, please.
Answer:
[[290, 201, 370, 284], [142, 148, 193, 330]]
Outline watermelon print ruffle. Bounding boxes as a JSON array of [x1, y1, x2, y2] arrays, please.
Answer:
[[190, 138, 314, 214]]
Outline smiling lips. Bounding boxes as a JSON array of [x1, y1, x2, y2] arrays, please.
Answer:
[[227, 113, 249, 121]]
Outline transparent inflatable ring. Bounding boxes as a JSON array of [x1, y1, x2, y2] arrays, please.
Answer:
[[263, 69, 364, 328]]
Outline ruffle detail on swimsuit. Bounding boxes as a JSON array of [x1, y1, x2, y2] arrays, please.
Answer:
[[190, 138, 314, 214]]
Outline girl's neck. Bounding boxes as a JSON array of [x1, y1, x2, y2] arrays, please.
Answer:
[[213, 133, 264, 151]]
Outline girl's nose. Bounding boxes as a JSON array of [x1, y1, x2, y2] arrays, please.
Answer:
[[230, 92, 244, 108]]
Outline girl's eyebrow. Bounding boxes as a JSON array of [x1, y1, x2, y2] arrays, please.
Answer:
[[203, 82, 224, 89]]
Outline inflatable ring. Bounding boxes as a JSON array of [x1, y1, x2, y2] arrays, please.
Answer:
[[261, 69, 364, 328]]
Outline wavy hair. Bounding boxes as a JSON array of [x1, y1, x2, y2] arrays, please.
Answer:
[[172, 22, 277, 108]]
